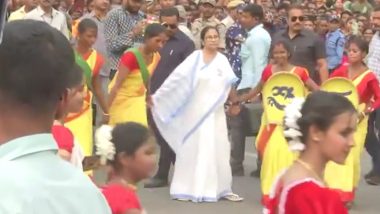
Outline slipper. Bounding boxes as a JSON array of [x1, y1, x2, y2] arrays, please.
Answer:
[[223, 193, 244, 202], [174, 198, 190, 202]]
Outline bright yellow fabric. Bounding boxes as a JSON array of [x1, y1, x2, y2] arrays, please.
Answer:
[[8, 6, 26, 22], [259, 72, 305, 199], [65, 109, 93, 156], [259, 123, 299, 197], [65, 51, 97, 157], [108, 52, 160, 126], [324, 71, 370, 202], [324, 115, 367, 200]]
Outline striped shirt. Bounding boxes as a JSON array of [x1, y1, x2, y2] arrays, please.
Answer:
[[368, 32, 380, 81], [104, 7, 144, 71]]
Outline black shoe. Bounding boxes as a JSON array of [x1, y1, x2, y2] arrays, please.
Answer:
[[250, 169, 260, 178], [365, 169, 375, 180], [144, 178, 168, 188], [232, 167, 244, 177], [365, 174, 380, 186]]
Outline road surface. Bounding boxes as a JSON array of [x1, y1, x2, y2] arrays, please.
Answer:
[[137, 138, 380, 214]]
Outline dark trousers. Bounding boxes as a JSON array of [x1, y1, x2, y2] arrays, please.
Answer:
[[147, 110, 175, 180], [228, 105, 248, 170], [227, 88, 253, 170], [365, 109, 380, 175]]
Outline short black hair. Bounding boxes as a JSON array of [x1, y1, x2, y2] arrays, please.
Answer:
[[304, 15, 316, 22], [78, 18, 98, 34], [287, 4, 304, 17], [242, 4, 264, 20], [144, 23, 166, 40], [341, 10, 352, 17], [347, 35, 369, 54], [277, 3, 289, 12], [159, 7, 180, 19], [271, 40, 293, 59], [109, 122, 154, 169], [285, 91, 356, 145], [0, 20, 76, 115], [66, 64, 84, 88], [200, 26, 219, 41]]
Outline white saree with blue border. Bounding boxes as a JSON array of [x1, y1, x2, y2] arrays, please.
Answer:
[[152, 50, 238, 202]]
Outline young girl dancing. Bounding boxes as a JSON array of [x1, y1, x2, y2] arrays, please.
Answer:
[[96, 122, 157, 214], [265, 91, 356, 214]]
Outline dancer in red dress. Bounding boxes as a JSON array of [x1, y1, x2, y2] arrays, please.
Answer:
[[325, 36, 380, 205], [265, 91, 357, 214], [95, 123, 157, 214], [237, 41, 318, 206]]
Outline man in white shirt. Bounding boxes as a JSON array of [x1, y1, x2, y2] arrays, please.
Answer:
[[24, 0, 69, 39], [0, 20, 111, 214], [8, 0, 37, 21], [175, 5, 195, 42]]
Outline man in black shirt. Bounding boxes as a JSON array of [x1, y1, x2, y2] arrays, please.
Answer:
[[272, 5, 328, 84], [145, 7, 195, 188]]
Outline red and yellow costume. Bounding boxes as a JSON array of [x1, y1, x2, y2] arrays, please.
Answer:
[[259, 65, 310, 206], [65, 49, 104, 157], [265, 178, 348, 214], [325, 65, 380, 203], [102, 183, 143, 214], [108, 51, 160, 126]]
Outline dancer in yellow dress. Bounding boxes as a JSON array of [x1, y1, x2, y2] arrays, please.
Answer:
[[66, 19, 108, 157], [325, 36, 380, 206], [108, 23, 167, 126], [238, 41, 318, 206]]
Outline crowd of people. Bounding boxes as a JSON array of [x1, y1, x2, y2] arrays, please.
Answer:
[[2, 0, 380, 213]]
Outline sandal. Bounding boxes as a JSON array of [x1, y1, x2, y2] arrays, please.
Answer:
[[174, 198, 190, 202], [223, 193, 244, 202], [345, 202, 354, 210]]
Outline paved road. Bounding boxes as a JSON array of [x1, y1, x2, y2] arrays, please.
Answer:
[[138, 138, 380, 214]]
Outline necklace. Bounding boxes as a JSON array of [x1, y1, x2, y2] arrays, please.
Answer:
[[118, 178, 137, 191], [296, 159, 325, 185], [348, 65, 367, 80]]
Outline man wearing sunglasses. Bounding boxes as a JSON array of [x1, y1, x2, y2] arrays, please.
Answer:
[[272, 5, 328, 84], [145, 7, 194, 188]]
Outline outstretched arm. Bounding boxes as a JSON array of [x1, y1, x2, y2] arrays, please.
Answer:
[[238, 81, 264, 103]]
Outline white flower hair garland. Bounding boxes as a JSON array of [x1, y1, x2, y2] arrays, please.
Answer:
[[283, 98, 306, 151], [95, 125, 116, 165]]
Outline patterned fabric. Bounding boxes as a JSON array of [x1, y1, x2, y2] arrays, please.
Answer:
[[368, 32, 380, 81], [225, 22, 246, 81], [104, 7, 144, 70]]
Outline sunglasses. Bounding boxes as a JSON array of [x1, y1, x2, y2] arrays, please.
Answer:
[[291, 16, 304, 22], [162, 23, 178, 29]]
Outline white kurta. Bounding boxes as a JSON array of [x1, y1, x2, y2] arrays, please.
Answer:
[[152, 50, 237, 202]]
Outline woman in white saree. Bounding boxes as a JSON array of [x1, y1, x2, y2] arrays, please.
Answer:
[[151, 26, 242, 202]]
